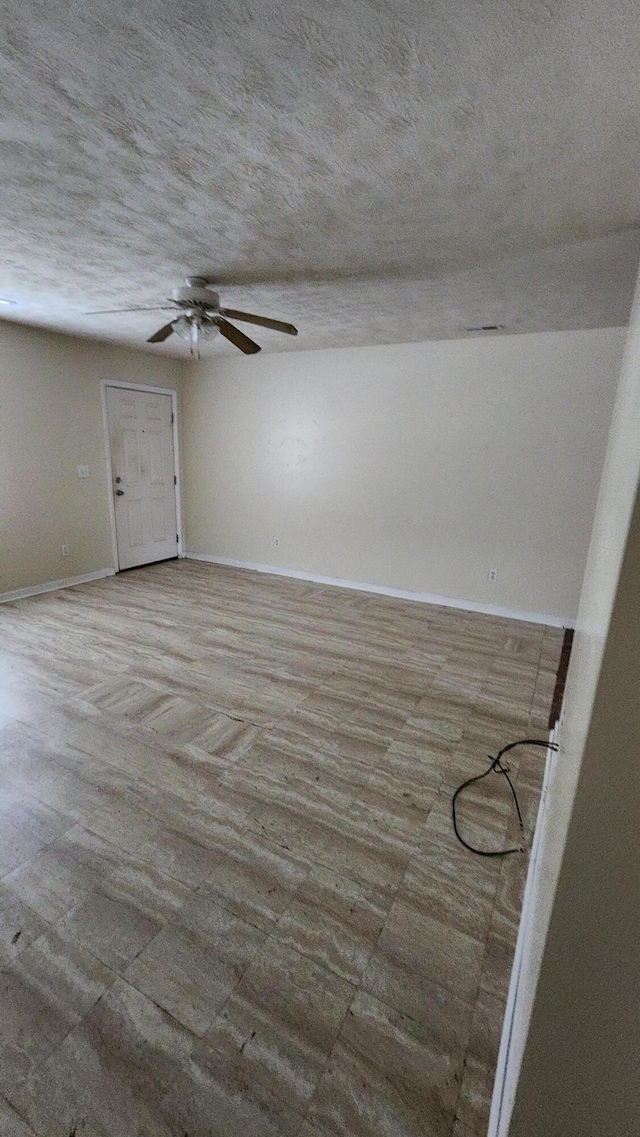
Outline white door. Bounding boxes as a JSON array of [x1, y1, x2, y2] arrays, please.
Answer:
[[106, 386, 178, 570]]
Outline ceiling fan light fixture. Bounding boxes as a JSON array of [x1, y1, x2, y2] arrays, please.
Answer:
[[196, 320, 220, 342], [85, 278, 296, 356], [171, 314, 219, 341], [172, 314, 191, 339], [171, 313, 220, 358]]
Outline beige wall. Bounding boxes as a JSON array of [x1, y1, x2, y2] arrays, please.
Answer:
[[182, 328, 625, 622], [0, 321, 187, 595], [509, 283, 640, 1134], [1, 322, 627, 621]]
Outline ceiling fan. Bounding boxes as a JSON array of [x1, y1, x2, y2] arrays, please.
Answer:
[[87, 277, 298, 357]]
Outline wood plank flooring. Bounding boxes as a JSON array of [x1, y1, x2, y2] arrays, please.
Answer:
[[0, 560, 563, 1137]]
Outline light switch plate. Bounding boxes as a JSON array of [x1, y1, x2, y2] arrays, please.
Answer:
[[77, 465, 90, 479]]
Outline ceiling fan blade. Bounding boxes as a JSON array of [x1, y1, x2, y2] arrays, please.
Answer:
[[85, 306, 177, 315], [218, 318, 261, 354], [147, 322, 175, 343], [221, 308, 298, 336]]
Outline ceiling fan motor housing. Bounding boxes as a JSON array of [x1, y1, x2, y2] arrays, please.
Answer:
[[171, 278, 219, 309]]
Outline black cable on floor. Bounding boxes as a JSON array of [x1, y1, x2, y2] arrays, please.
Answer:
[[451, 738, 558, 857]]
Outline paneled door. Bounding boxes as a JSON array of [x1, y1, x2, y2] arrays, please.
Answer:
[[106, 386, 178, 570]]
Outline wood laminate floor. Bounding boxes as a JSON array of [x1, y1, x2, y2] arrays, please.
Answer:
[[0, 560, 563, 1137]]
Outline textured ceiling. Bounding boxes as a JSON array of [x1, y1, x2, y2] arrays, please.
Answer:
[[1, 0, 639, 356]]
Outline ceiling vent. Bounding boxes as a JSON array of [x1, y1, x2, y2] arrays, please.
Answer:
[[465, 323, 505, 332]]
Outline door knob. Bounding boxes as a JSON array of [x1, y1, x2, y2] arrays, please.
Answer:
[[115, 489, 124, 496]]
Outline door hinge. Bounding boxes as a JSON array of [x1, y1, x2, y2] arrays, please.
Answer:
[[174, 475, 177, 485], [171, 412, 174, 424], [176, 534, 179, 542]]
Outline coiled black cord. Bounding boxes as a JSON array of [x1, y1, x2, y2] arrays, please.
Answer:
[[452, 738, 559, 857]]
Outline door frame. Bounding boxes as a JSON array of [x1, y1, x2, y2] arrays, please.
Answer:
[[487, 725, 559, 1136], [101, 379, 183, 572]]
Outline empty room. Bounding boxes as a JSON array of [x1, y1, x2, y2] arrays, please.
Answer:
[[1, 3, 640, 1136]]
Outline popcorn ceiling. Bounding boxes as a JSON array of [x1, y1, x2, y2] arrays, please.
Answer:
[[1, 0, 639, 355]]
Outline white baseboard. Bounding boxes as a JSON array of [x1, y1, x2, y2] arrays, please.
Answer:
[[184, 553, 573, 628], [0, 567, 116, 604]]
